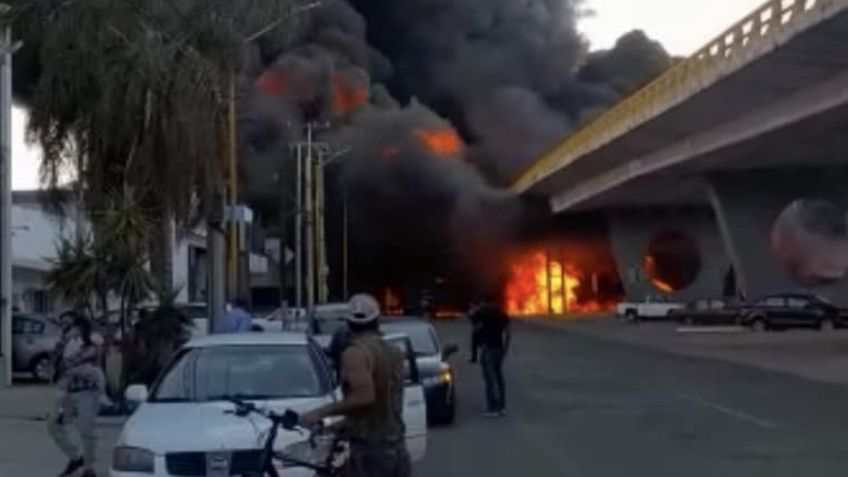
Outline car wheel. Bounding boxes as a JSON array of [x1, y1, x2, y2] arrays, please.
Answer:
[[30, 354, 54, 383], [439, 403, 456, 425], [751, 318, 767, 333], [625, 310, 638, 323], [819, 318, 836, 332]]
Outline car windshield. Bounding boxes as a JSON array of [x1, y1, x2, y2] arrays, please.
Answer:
[[151, 345, 323, 402], [313, 317, 348, 336], [381, 322, 439, 356]]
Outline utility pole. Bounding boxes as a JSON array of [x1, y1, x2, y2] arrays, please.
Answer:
[[342, 189, 349, 300], [207, 75, 237, 334], [304, 125, 315, 313], [294, 146, 303, 310], [227, 75, 239, 302], [316, 146, 328, 303], [0, 16, 13, 386]]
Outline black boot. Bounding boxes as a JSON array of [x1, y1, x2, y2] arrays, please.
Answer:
[[80, 470, 97, 477], [59, 457, 84, 476]]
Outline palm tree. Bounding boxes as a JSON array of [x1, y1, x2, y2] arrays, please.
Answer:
[[6, 0, 302, 289]]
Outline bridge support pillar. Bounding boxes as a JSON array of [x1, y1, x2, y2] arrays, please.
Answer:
[[708, 167, 848, 303], [608, 207, 731, 302]]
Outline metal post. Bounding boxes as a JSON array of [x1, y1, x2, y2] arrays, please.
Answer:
[[316, 150, 328, 303], [562, 262, 568, 315], [0, 24, 12, 386], [227, 75, 239, 301], [304, 127, 315, 312], [207, 192, 227, 334], [545, 251, 553, 316], [294, 146, 303, 310], [342, 190, 349, 300]]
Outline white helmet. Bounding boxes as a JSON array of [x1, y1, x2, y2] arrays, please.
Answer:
[[346, 293, 381, 324]]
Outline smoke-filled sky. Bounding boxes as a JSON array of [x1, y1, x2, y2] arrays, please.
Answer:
[[583, 0, 766, 54], [12, 0, 765, 190]]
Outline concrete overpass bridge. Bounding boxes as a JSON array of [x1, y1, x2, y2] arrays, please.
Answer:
[[514, 0, 848, 304]]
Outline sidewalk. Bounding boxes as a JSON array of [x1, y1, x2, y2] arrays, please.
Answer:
[[0, 384, 121, 475], [524, 316, 848, 386]]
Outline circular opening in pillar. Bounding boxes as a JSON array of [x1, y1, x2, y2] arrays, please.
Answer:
[[643, 230, 701, 292], [771, 199, 848, 286]]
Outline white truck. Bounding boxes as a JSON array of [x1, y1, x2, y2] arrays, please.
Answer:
[[616, 297, 685, 322]]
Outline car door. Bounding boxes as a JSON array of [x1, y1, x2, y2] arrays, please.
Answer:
[[765, 297, 788, 326], [786, 297, 816, 327], [11, 315, 28, 369], [386, 336, 428, 462]]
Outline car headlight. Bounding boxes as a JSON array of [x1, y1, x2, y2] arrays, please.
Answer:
[[112, 446, 155, 473], [422, 368, 452, 387]]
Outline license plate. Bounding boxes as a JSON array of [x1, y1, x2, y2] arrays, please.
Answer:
[[206, 451, 231, 477]]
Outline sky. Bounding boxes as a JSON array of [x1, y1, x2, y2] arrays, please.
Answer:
[[11, 0, 768, 190], [581, 0, 767, 54]]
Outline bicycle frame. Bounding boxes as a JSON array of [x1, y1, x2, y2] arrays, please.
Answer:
[[226, 398, 343, 477]]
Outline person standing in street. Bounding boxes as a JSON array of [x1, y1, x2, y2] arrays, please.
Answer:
[[49, 313, 106, 477], [470, 293, 511, 417], [224, 298, 253, 333], [300, 293, 411, 477], [468, 301, 482, 363]]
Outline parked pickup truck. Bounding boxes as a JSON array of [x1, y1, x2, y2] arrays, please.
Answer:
[[616, 298, 685, 322]]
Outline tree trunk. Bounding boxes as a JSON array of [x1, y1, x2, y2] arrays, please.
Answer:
[[151, 210, 174, 294]]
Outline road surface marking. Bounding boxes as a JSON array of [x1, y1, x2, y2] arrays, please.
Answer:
[[677, 393, 778, 430], [675, 326, 746, 334]]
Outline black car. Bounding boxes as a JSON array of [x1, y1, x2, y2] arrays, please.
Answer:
[[739, 293, 847, 331], [381, 318, 459, 425], [672, 299, 741, 326]]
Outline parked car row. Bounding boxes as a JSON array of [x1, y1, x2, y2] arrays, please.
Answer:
[[618, 293, 848, 332]]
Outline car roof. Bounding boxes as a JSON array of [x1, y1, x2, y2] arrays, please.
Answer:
[[184, 332, 309, 348], [761, 293, 813, 299], [380, 317, 430, 326]]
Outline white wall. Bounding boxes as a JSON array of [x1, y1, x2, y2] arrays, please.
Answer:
[[11, 204, 79, 313], [173, 230, 206, 304], [10, 200, 206, 309], [12, 203, 78, 271]]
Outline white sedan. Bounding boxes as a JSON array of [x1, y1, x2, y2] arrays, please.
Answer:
[[110, 332, 427, 476]]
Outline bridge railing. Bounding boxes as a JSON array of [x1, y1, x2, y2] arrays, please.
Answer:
[[512, 0, 832, 193]]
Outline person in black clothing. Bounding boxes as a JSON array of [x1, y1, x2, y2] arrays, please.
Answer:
[[470, 294, 511, 417], [468, 301, 481, 363]]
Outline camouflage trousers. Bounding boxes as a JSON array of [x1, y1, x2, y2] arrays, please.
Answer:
[[342, 442, 411, 477]]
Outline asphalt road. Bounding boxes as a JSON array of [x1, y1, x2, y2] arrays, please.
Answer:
[[417, 320, 848, 477]]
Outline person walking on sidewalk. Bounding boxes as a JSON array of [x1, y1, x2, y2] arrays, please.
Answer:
[[470, 293, 511, 417], [49, 313, 106, 477]]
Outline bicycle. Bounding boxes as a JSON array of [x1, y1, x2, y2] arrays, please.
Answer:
[[225, 397, 350, 477]]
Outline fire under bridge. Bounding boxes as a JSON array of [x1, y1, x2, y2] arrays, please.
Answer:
[[513, 0, 848, 304]]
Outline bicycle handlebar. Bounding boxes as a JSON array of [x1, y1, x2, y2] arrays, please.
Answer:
[[225, 397, 302, 431], [224, 398, 343, 474]]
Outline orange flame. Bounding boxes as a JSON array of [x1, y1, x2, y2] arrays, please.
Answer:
[[380, 145, 400, 160], [383, 288, 403, 316], [257, 72, 285, 95], [332, 75, 368, 116], [504, 249, 600, 316], [414, 128, 463, 158], [643, 255, 675, 292]]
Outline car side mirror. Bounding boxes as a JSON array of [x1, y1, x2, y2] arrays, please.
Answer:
[[443, 344, 459, 358], [124, 384, 149, 404]]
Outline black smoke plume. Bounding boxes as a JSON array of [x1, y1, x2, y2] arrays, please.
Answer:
[[11, 0, 672, 301], [238, 0, 671, 297]]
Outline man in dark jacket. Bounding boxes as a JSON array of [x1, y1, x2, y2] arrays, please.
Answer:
[[470, 294, 511, 417]]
